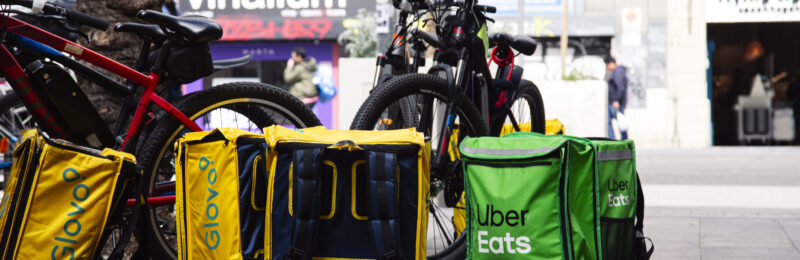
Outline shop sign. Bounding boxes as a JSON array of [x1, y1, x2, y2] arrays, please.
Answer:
[[178, 0, 375, 40], [706, 0, 800, 23]]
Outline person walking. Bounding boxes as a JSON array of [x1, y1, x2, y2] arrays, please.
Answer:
[[605, 56, 628, 140], [284, 47, 319, 108]]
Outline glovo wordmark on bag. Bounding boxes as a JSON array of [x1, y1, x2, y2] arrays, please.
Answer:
[[476, 204, 532, 255], [199, 156, 221, 250], [607, 178, 631, 208], [51, 168, 91, 259]]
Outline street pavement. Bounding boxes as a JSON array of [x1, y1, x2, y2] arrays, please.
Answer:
[[639, 147, 800, 260]]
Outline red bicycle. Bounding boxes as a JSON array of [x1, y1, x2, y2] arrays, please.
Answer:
[[0, 1, 321, 258]]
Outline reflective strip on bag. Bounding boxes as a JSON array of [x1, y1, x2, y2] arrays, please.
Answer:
[[597, 150, 633, 161], [460, 146, 559, 156]]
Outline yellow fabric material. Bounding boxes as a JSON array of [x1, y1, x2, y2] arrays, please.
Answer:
[[499, 119, 566, 136], [447, 128, 461, 161], [264, 126, 426, 149], [453, 192, 466, 237], [175, 128, 261, 260], [0, 131, 38, 257], [0, 129, 130, 260], [264, 126, 429, 259], [546, 119, 566, 135]]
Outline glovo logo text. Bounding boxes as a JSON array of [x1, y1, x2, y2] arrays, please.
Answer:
[[199, 156, 221, 250], [51, 168, 91, 260], [475, 204, 532, 255]]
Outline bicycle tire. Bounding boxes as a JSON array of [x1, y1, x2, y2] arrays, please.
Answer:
[[349, 73, 488, 258], [136, 82, 321, 259], [490, 79, 546, 135]]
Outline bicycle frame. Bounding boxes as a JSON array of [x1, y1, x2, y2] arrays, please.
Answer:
[[0, 15, 202, 152]]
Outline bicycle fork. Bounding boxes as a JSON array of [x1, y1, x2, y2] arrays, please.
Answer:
[[431, 49, 469, 173]]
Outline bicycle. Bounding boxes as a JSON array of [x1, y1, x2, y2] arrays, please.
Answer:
[[351, 0, 545, 257], [0, 1, 321, 258], [0, 93, 32, 189]]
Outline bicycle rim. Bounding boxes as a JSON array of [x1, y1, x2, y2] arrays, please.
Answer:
[[353, 89, 484, 257], [144, 96, 316, 259]]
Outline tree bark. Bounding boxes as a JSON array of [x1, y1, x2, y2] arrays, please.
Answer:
[[75, 0, 163, 127]]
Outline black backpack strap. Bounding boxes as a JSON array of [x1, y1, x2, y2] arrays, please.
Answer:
[[634, 173, 654, 260], [634, 173, 644, 232], [286, 148, 324, 260], [366, 151, 402, 260]]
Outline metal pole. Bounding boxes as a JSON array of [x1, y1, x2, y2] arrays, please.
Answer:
[[560, 0, 569, 78]]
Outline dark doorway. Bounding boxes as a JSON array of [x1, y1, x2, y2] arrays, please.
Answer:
[[708, 22, 800, 145]]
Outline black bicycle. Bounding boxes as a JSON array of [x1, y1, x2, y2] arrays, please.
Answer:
[[351, 0, 545, 257]]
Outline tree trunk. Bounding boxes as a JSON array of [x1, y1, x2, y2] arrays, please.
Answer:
[[75, 0, 163, 127]]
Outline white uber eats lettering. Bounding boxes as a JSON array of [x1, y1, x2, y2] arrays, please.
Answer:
[[607, 178, 631, 207], [476, 204, 532, 254]]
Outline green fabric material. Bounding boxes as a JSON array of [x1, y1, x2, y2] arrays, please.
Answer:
[[592, 140, 637, 219], [284, 57, 318, 99], [461, 133, 601, 260], [591, 139, 639, 260]]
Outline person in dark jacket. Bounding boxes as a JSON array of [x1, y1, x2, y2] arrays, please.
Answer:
[[605, 56, 628, 140]]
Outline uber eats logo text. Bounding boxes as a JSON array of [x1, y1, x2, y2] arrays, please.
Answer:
[[476, 204, 532, 254], [200, 156, 221, 250], [607, 178, 631, 207], [51, 168, 91, 260]]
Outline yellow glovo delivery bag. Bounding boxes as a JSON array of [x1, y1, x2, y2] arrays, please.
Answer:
[[174, 128, 268, 260], [0, 129, 141, 260]]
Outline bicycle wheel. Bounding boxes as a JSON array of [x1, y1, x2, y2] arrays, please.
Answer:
[[136, 82, 321, 259], [0, 93, 34, 189], [491, 79, 546, 135], [350, 73, 489, 258]]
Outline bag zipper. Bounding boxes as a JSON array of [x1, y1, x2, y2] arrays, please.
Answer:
[[178, 142, 189, 260], [275, 142, 420, 154], [4, 149, 41, 257]]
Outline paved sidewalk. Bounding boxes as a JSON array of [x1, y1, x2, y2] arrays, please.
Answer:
[[639, 147, 800, 260]]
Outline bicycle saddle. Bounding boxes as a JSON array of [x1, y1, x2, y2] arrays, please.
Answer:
[[490, 33, 537, 56], [114, 22, 167, 42], [136, 10, 222, 43]]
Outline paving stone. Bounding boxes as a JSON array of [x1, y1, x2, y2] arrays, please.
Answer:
[[701, 247, 800, 260], [648, 207, 800, 219], [778, 219, 800, 253], [701, 218, 794, 249], [646, 217, 700, 260]]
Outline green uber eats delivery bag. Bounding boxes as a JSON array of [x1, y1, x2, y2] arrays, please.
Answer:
[[460, 132, 653, 260], [460, 132, 602, 260], [589, 138, 651, 260], [174, 128, 268, 260], [0, 129, 141, 260], [263, 126, 430, 260]]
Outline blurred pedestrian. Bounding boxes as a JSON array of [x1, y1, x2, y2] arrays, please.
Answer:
[[605, 56, 628, 140], [284, 47, 319, 108]]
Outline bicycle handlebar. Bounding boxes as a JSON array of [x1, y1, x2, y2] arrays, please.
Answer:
[[409, 0, 496, 13], [474, 4, 496, 13], [65, 9, 109, 30], [8, 0, 109, 30], [411, 28, 440, 48]]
